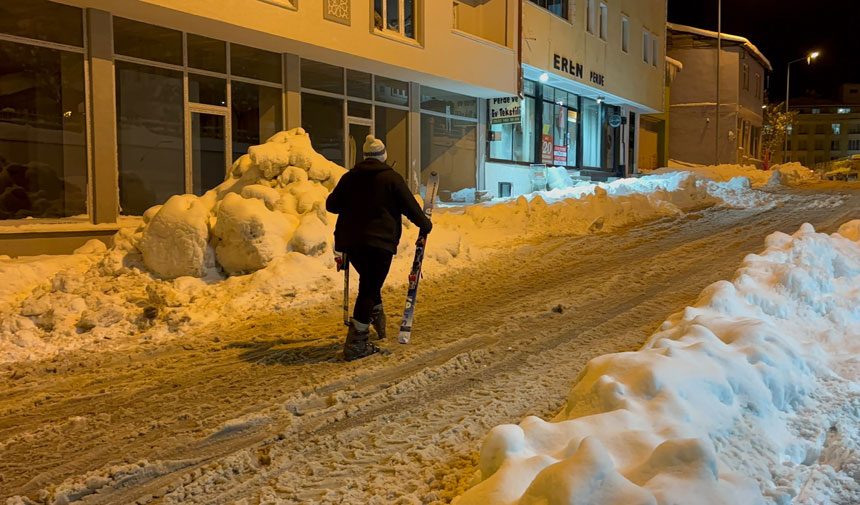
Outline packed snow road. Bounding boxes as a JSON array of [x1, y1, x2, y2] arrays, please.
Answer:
[[1, 184, 858, 505]]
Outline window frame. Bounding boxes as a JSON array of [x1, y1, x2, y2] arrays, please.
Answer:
[[598, 2, 608, 41], [621, 16, 630, 53], [651, 33, 658, 68], [642, 30, 651, 64], [586, 0, 596, 34], [0, 7, 93, 225], [373, 0, 420, 42]]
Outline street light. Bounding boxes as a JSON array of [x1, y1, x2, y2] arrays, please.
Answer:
[[783, 51, 820, 162]]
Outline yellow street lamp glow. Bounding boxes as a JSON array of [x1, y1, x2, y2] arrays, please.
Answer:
[[807, 51, 820, 64]]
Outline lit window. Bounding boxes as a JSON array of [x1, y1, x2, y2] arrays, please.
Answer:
[[527, 0, 570, 20], [838, 107, 851, 114], [374, 0, 417, 40], [599, 3, 608, 40], [812, 108, 821, 114], [643, 30, 650, 64], [621, 17, 629, 53], [832, 123, 841, 135]]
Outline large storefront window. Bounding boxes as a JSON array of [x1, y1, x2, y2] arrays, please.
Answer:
[[301, 93, 344, 167], [0, 0, 88, 220], [116, 62, 185, 216], [421, 115, 477, 196], [489, 81, 536, 164], [114, 19, 283, 214], [581, 97, 600, 168], [420, 86, 478, 198], [301, 59, 410, 173]]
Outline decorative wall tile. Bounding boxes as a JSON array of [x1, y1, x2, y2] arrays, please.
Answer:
[[324, 0, 350, 26]]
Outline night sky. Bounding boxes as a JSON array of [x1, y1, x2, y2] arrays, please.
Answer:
[[667, 0, 860, 104]]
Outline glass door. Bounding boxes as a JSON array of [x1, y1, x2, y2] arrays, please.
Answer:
[[347, 119, 373, 169], [188, 106, 230, 195]]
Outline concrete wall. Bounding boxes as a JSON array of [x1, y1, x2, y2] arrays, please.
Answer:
[[55, 0, 519, 98], [668, 42, 750, 165], [522, 0, 665, 112], [484, 161, 533, 198]]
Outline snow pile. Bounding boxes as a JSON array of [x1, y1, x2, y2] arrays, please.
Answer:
[[455, 222, 860, 505], [656, 160, 816, 187], [139, 128, 343, 279], [0, 152, 786, 364]]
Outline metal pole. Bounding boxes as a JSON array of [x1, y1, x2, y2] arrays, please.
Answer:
[[784, 63, 791, 163], [715, 0, 721, 165]]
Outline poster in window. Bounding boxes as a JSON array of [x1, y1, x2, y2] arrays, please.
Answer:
[[553, 145, 567, 164], [541, 134, 554, 164], [490, 96, 521, 125]]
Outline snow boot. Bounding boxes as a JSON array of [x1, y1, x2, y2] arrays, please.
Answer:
[[343, 319, 382, 361], [370, 303, 387, 340]]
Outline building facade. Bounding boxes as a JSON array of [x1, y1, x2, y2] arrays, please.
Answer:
[[485, 0, 666, 197], [0, 0, 667, 255], [783, 84, 860, 168], [666, 23, 771, 167]]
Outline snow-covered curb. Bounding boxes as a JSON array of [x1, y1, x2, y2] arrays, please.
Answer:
[[0, 169, 784, 365], [454, 220, 860, 505]]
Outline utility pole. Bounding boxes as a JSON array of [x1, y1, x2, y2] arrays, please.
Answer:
[[715, 0, 721, 166]]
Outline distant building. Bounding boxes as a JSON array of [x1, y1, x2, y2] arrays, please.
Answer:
[[666, 23, 771, 167], [783, 84, 860, 168]]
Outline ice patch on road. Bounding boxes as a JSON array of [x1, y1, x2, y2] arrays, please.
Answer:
[[454, 222, 860, 505]]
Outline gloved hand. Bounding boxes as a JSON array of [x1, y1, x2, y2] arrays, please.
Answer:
[[334, 251, 346, 271], [420, 222, 433, 236]]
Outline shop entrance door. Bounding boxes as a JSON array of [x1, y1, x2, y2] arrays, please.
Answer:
[[347, 119, 373, 169], [187, 105, 230, 196]]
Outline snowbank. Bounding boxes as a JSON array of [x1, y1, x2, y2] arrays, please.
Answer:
[[0, 142, 787, 364], [454, 222, 860, 505], [655, 161, 816, 187]]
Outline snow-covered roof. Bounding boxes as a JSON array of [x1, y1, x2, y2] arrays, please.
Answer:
[[667, 22, 772, 72]]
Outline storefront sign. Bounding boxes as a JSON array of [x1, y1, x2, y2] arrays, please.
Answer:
[[541, 134, 554, 164], [490, 96, 521, 124], [553, 145, 567, 164], [589, 71, 605, 86], [553, 54, 583, 79]]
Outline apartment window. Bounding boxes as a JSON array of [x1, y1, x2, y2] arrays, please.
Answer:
[[848, 139, 860, 150], [838, 107, 852, 114], [812, 108, 821, 114], [0, 0, 87, 220], [754, 73, 761, 98], [643, 30, 651, 64], [798, 140, 807, 150], [599, 3, 608, 41], [832, 123, 841, 135], [742, 64, 749, 91], [814, 124, 827, 135], [787, 125, 793, 136], [651, 34, 658, 68], [373, 0, 417, 39], [831, 140, 840, 150], [798, 125, 809, 135], [850, 124, 860, 134], [586, 0, 596, 34], [786, 140, 792, 151], [528, 0, 570, 20], [621, 17, 630, 53]]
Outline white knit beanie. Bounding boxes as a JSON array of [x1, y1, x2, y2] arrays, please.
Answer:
[[363, 135, 387, 162]]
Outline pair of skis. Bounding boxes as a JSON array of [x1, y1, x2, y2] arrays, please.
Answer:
[[341, 172, 440, 345]]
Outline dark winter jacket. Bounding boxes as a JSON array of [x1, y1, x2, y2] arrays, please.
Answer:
[[326, 159, 432, 254]]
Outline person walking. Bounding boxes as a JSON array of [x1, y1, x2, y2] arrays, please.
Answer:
[[326, 135, 432, 361]]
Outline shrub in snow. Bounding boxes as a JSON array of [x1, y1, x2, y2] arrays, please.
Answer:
[[136, 128, 346, 279]]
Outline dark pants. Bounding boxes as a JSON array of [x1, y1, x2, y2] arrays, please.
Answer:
[[347, 245, 393, 324]]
